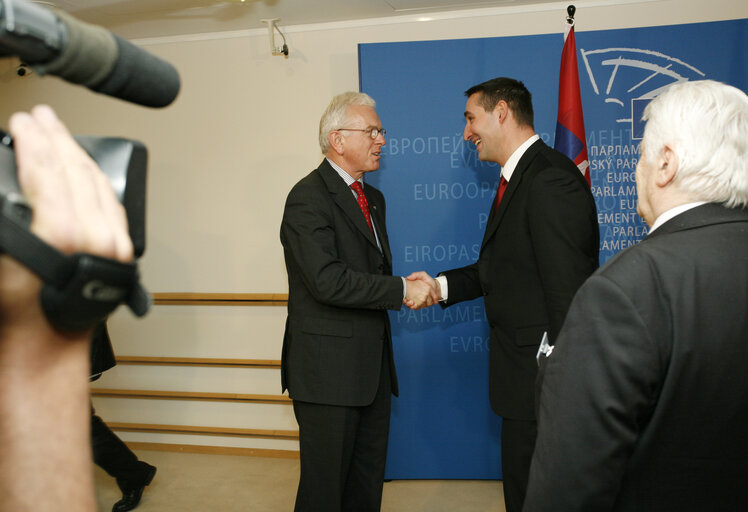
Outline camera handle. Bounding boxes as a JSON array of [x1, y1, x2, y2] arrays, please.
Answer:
[[0, 197, 151, 332]]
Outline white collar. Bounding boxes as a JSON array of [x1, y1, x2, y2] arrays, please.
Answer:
[[326, 157, 361, 188], [649, 202, 707, 233], [501, 134, 539, 182]]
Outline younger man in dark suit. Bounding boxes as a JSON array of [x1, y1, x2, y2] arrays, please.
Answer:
[[407, 77, 599, 512], [280, 92, 437, 512], [524, 80, 748, 511]]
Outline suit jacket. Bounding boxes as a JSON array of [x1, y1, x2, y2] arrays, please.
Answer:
[[280, 159, 403, 406], [525, 203, 748, 511], [441, 139, 599, 420]]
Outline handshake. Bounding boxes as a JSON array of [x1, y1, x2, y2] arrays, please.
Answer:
[[403, 271, 441, 310]]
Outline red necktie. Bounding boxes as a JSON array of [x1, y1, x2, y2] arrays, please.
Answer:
[[350, 181, 374, 233], [493, 176, 509, 211]]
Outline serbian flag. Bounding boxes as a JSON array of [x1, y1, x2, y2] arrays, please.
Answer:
[[554, 21, 590, 186]]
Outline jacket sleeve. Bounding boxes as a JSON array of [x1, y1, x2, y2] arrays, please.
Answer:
[[524, 274, 661, 511], [439, 262, 483, 307], [526, 166, 598, 340]]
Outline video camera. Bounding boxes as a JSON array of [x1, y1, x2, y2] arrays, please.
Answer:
[[0, 134, 148, 256], [0, 0, 181, 331]]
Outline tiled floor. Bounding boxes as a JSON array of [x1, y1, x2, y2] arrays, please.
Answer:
[[94, 449, 505, 511]]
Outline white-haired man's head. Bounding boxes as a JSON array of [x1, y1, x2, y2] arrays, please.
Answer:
[[318, 92, 376, 154], [636, 80, 747, 225]]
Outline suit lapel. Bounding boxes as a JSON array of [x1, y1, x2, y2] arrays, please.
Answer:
[[482, 140, 543, 251], [318, 161, 380, 250], [368, 193, 391, 262]]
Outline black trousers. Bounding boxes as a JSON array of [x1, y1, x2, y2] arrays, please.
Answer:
[[501, 417, 538, 512], [91, 406, 152, 492], [292, 348, 392, 512]]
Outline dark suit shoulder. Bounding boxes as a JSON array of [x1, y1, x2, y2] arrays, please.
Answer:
[[596, 204, 748, 290], [652, 202, 748, 236], [283, 164, 342, 216], [539, 142, 580, 170], [286, 162, 328, 195], [281, 166, 337, 243], [518, 151, 595, 219], [516, 144, 597, 223], [524, 142, 587, 186]]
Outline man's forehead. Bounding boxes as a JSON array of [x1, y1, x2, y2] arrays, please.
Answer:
[[347, 104, 381, 126], [464, 96, 483, 117]]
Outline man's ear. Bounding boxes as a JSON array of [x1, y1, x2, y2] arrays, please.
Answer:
[[329, 131, 344, 155], [493, 100, 508, 123], [656, 145, 679, 187]]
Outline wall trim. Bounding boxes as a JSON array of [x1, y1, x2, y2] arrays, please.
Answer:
[[125, 441, 299, 459], [152, 292, 288, 306], [109, 422, 298, 441], [91, 388, 292, 405], [116, 356, 281, 369]]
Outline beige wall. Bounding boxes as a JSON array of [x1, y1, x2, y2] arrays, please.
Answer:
[[1, 0, 745, 453]]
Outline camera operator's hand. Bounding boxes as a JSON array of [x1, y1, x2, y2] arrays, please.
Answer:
[[0, 105, 130, 512], [1, 105, 133, 328], [14, 106, 133, 260]]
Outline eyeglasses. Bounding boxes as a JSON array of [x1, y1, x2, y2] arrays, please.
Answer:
[[336, 127, 386, 139]]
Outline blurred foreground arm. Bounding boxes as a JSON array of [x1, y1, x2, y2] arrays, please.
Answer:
[[0, 105, 132, 512]]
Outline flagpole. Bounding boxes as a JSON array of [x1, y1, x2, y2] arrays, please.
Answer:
[[554, 4, 591, 186], [567, 4, 576, 24]]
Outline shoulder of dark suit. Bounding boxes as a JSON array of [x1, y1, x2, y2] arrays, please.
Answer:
[[286, 160, 334, 198]]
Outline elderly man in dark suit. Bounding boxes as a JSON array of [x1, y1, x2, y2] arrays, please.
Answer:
[[280, 91, 436, 512], [524, 80, 748, 511], [408, 77, 600, 512]]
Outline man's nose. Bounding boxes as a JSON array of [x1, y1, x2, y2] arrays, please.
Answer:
[[463, 123, 472, 141]]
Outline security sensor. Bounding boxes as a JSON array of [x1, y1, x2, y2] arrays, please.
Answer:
[[261, 18, 289, 57]]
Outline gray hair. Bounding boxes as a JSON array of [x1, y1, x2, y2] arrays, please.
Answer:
[[318, 92, 376, 154], [641, 80, 748, 208]]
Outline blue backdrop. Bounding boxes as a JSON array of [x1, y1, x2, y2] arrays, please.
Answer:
[[358, 18, 747, 479]]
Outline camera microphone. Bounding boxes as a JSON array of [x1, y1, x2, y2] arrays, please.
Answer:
[[0, 0, 180, 108]]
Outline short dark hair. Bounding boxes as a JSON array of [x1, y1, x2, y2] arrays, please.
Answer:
[[465, 77, 534, 129]]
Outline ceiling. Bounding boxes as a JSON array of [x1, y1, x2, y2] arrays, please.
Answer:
[[40, 0, 569, 39]]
